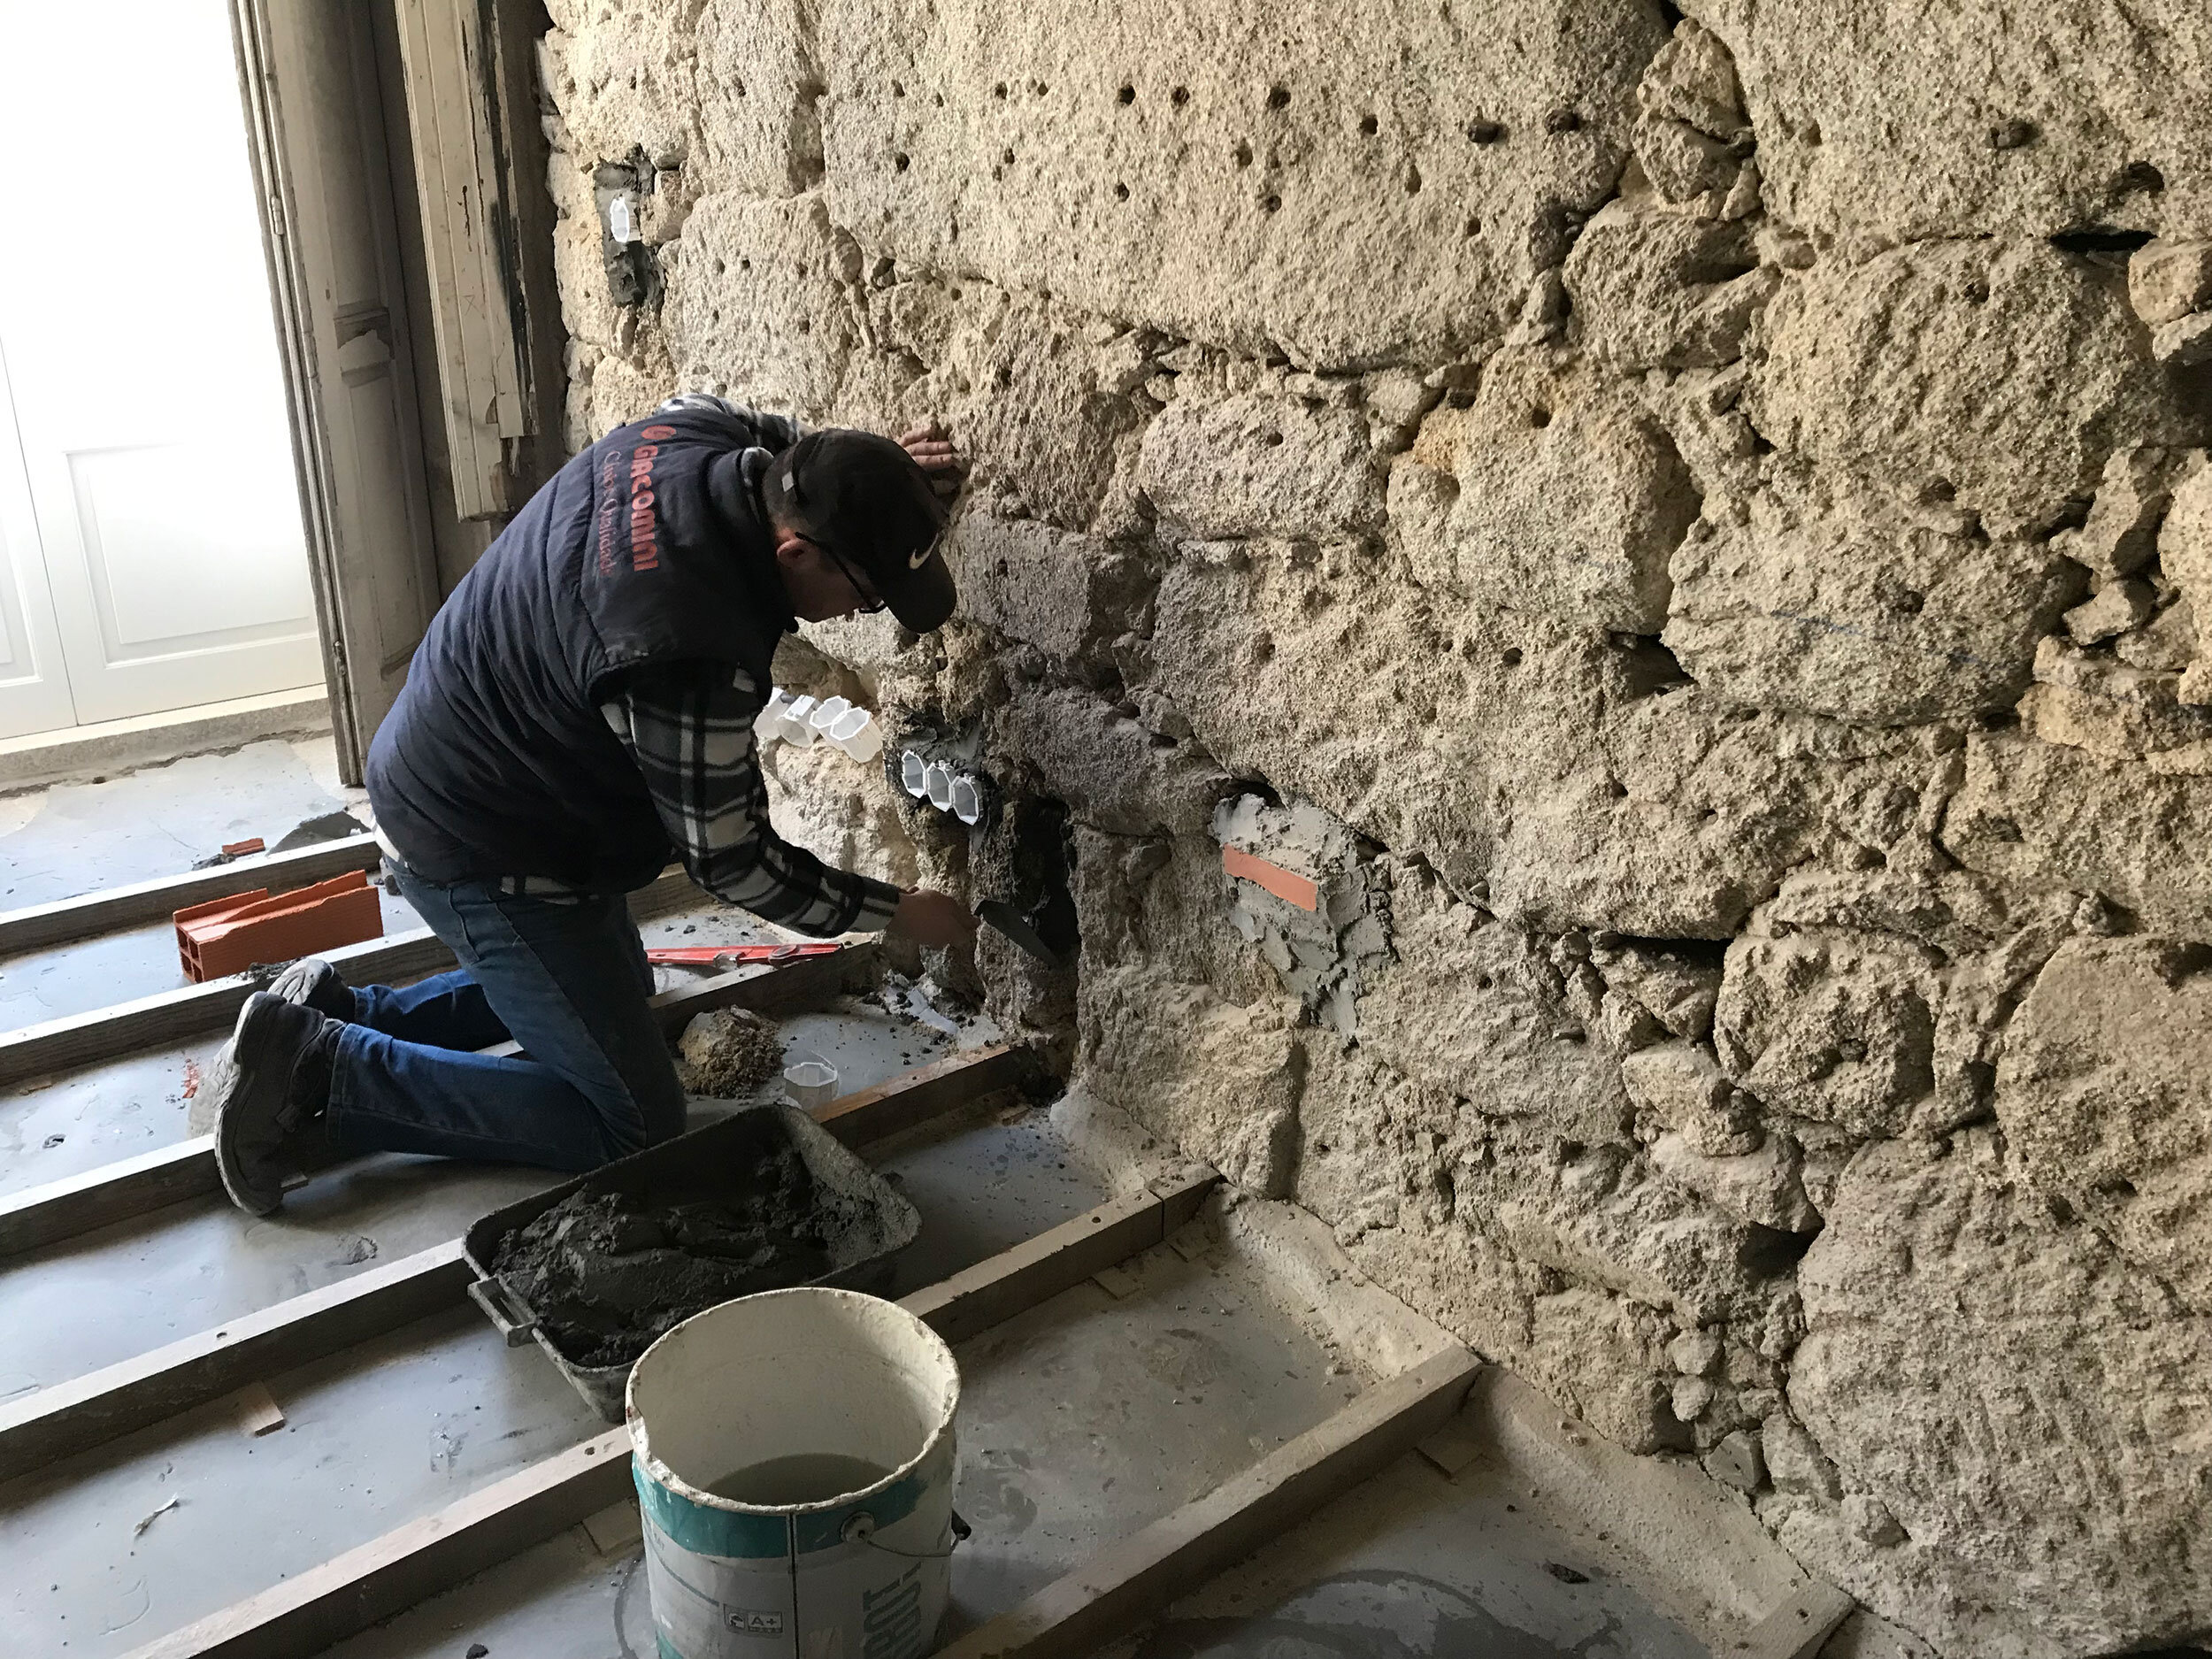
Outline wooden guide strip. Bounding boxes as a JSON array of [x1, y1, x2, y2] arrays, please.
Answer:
[[0, 1242, 472, 1485], [117, 1168, 1219, 1659], [1739, 1582, 1858, 1659], [0, 1037, 1016, 1481], [0, 941, 874, 1258], [936, 1345, 1486, 1659], [0, 836, 383, 957], [0, 869, 693, 1090]]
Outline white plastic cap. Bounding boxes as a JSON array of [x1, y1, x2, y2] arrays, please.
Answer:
[[900, 750, 930, 798], [924, 762, 955, 810]]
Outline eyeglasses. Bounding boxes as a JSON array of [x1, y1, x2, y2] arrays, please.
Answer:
[[817, 541, 886, 614]]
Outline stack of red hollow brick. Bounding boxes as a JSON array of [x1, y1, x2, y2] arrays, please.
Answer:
[[174, 870, 384, 983]]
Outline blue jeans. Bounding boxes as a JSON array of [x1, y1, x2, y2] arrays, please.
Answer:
[[323, 863, 687, 1171]]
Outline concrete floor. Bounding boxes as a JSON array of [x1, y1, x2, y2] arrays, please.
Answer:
[[0, 737, 1715, 1659]]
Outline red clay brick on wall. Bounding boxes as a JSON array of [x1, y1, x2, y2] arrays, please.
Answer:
[[1221, 845, 1320, 912]]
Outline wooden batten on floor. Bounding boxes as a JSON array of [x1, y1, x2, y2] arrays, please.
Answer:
[[0, 1037, 1029, 1486], [0, 1242, 472, 1485], [0, 939, 873, 1257], [0, 868, 695, 1090], [936, 1344, 1486, 1659], [116, 1167, 1222, 1659], [0, 835, 382, 958]]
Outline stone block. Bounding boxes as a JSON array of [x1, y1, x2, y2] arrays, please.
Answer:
[[1648, 1130, 1820, 1233], [1944, 732, 2212, 940], [811, 0, 1667, 367], [1791, 1138, 2212, 1655], [1998, 937, 2212, 1316], [948, 514, 1151, 664], [1747, 240, 2208, 539], [1394, 350, 1700, 634], [1620, 1041, 1760, 1155], [1138, 392, 1383, 541], [1715, 932, 1944, 1139], [1077, 963, 1303, 1197], [1665, 495, 2078, 725], [1563, 203, 1777, 370], [2129, 239, 2212, 326], [1689, 0, 2212, 243]]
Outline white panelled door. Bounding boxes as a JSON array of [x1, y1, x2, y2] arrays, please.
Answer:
[[0, 0, 322, 737]]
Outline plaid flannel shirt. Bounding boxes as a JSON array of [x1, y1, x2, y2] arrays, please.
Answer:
[[603, 662, 903, 937]]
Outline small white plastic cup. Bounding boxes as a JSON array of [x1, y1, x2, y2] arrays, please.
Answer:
[[949, 774, 984, 826], [780, 695, 820, 747], [808, 696, 852, 734], [754, 688, 794, 745], [830, 708, 883, 763], [900, 750, 931, 798], [782, 1056, 839, 1110], [924, 762, 955, 811]]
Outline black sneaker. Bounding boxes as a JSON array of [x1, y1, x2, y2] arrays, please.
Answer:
[[265, 956, 356, 1022], [210, 994, 338, 1217]]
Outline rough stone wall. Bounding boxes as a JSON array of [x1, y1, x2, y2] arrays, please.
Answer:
[[538, 4, 2212, 1652]]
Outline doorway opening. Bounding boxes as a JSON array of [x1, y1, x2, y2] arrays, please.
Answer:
[[0, 0, 326, 743]]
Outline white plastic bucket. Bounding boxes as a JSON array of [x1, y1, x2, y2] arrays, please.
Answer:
[[628, 1289, 961, 1659]]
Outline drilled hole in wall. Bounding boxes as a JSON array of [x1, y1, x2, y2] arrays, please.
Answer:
[[894, 152, 910, 171], [1529, 407, 1551, 428], [1463, 215, 1481, 237], [1118, 83, 1135, 104], [1002, 147, 1015, 165], [1267, 84, 1290, 110], [1172, 86, 1190, 105], [1404, 165, 1422, 194], [739, 257, 751, 271], [1234, 139, 1254, 167], [1262, 192, 1281, 212], [891, 80, 904, 97], [1926, 476, 1956, 503], [1545, 108, 1583, 134], [1114, 181, 1130, 200], [1466, 119, 1504, 143], [1801, 119, 1822, 146], [733, 79, 747, 97], [1605, 779, 1627, 799], [993, 81, 1007, 98], [1359, 113, 1379, 135], [1502, 647, 1523, 666], [2118, 158, 2166, 193], [1262, 430, 1285, 447], [1963, 278, 1990, 303]]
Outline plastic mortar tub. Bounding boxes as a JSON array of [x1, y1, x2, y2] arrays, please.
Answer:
[[627, 1287, 961, 1659]]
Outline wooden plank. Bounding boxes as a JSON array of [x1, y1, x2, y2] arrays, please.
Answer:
[[0, 1241, 471, 1483], [902, 1165, 1217, 1345], [937, 1346, 1486, 1659], [0, 938, 873, 1257], [0, 837, 381, 957], [0, 1138, 223, 1258], [1734, 1582, 1857, 1659], [119, 1179, 1206, 1659], [0, 871, 695, 1088], [0, 1041, 1016, 1476], [814, 1041, 1031, 1148]]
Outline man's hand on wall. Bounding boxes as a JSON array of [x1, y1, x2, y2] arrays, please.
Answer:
[[888, 888, 978, 949], [897, 422, 967, 501]]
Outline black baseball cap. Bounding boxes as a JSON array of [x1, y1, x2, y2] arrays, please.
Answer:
[[762, 429, 956, 631]]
